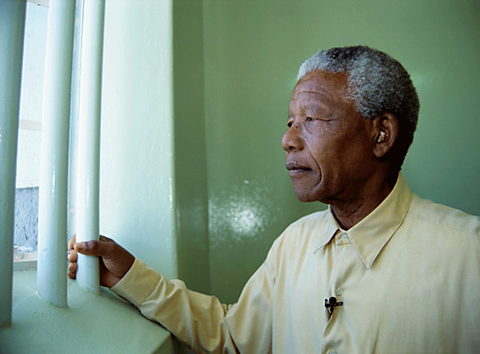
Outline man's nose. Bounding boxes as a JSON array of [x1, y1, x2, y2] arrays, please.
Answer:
[[282, 122, 304, 152]]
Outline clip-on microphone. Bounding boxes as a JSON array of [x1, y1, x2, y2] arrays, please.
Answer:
[[324, 296, 343, 316]]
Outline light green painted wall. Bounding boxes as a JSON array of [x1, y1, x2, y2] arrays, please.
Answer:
[[202, 0, 480, 303], [100, 0, 177, 280], [172, 0, 211, 295]]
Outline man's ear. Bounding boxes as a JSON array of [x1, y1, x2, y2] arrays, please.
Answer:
[[373, 113, 399, 158]]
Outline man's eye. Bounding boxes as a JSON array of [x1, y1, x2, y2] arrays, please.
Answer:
[[305, 117, 314, 122], [287, 121, 293, 128]]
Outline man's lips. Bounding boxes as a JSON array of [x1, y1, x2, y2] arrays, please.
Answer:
[[286, 162, 312, 176]]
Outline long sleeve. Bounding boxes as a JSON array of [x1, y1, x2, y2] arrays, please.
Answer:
[[111, 253, 276, 353]]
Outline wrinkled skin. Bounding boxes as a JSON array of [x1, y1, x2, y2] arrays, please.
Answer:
[[282, 70, 397, 229]]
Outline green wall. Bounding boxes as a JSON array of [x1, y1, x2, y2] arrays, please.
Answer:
[[172, 0, 211, 294], [199, 0, 480, 303]]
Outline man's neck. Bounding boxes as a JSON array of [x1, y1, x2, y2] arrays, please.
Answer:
[[330, 173, 397, 230]]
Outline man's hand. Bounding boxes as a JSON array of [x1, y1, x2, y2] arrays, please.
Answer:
[[67, 235, 135, 288]]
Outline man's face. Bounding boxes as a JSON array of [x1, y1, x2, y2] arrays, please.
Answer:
[[282, 70, 377, 205]]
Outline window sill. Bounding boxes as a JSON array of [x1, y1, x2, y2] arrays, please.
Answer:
[[0, 269, 174, 353]]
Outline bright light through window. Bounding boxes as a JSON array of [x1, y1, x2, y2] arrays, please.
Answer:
[[14, 2, 48, 265]]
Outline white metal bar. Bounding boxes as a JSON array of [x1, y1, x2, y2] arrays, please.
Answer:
[[76, 0, 106, 294], [67, 0, 86, 253], [0, 0, 26, 327], [18, 120, 42, 131], [27, 0, 49, 7], [37, 0, 76, 308]]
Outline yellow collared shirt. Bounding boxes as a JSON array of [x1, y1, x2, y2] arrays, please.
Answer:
[[113, 174, 480, 353]]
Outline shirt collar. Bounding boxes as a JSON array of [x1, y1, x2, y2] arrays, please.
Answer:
[[313, 212, 340, 253], [314, 173, 413, 269]]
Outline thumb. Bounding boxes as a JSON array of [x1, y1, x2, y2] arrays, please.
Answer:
[[74, 240, 110, 257], [74, 238, 135, 284]]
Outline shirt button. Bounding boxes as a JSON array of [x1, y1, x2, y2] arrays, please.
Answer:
[[336, 287, 343, 296], [341, 233, 349, 241]]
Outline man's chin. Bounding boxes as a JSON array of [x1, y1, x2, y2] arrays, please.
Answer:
[[293, 188, 320, 203]]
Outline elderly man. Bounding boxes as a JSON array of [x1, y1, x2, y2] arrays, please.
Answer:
[[68, 46, 480, 353]]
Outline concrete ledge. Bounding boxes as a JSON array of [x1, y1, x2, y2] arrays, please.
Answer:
[[0, 270, 173, 353]]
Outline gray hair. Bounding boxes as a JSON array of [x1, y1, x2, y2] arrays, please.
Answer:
[[298, 45, 420, 172]]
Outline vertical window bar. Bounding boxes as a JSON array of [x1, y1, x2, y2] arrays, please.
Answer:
[[75, 0, 106, 294], [0, 0, 26, 328], [37, 0, 76, 308], [67, 0, 86, 255]]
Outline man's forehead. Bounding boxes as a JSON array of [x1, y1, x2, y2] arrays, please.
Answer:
[[289, 92, 327, 112], [290, 90, 328, 101], [292, 80, 323, 97], [292, 71, 348, 98], [288, 95, 334, 121], [290, 78, 348, 110]]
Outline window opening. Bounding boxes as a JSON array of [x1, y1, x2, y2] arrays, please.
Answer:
[[14, 1, 48, 268]]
